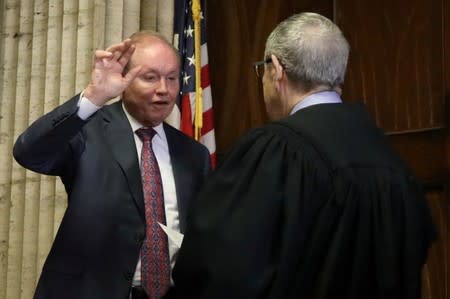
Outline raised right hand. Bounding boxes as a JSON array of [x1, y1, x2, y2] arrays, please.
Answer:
[[83, 39, 142, 106]]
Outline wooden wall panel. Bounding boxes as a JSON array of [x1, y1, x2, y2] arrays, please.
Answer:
[[335, 0, 445, 133], [335, 1, 449, 297], [443, 1, 450, 298], [388, 131, 448, 186], [206, 0, 333, 155], [445, 0, 450, 174]]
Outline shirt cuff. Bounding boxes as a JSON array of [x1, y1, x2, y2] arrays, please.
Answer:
[[77, 93, 102, 120]]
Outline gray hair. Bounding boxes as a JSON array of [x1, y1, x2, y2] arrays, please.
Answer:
[[264, 12, 349, 91]]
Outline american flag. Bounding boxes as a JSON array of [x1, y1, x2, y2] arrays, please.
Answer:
[[171, 0, 216, 168]]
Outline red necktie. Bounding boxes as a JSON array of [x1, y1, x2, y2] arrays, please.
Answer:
[[136, 128, 170, 299]]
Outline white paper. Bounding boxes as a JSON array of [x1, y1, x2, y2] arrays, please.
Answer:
[[158, 222, 184, 248]]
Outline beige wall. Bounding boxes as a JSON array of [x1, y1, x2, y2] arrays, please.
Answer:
[[0, 1, 173, 298]]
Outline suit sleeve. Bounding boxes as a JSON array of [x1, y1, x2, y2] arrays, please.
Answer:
[[13, 94, 88, 175]]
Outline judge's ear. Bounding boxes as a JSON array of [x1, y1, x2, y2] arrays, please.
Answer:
[[271, 54, 283, 81]]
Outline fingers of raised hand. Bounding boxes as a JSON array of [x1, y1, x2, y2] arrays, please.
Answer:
[[94, 50, 113, 60], [123, 65, 142, 84], [105, 38, 131, 52], [104, 39, 134, 66], [118, 43, 136, 67]]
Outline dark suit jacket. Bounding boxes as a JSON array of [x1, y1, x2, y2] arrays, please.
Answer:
[[13, 94, 211, 299]]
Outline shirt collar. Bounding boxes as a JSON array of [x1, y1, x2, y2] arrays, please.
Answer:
[[121, 102, 165, 138], [290, 91, 342, 115]]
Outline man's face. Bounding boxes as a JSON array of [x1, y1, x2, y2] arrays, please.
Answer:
[[123, 38, 180, 127]]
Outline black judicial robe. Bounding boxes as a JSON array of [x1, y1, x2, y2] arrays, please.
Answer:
[[170, 103, 435, 299]]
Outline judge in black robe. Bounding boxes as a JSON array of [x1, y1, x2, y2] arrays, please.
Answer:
[[168, 12, 435, 299]]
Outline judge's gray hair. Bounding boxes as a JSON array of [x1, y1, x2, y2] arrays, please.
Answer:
[[264, 12, 349, 91]]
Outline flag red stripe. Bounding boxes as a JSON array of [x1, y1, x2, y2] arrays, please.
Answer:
[[210, 152, 217, 168], [200, 108, 214, 135], [180, 94, 193, 137], [201, 64, 210, 88]]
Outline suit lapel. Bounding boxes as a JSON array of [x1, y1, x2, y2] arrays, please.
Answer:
[[164, 123, 191, 232], [103, 101, 146, 223]]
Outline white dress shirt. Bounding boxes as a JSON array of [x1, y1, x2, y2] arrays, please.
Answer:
[[290, 90, 342, 114]]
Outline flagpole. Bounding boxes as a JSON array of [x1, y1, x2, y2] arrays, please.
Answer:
[[192, 0, 202, 140]]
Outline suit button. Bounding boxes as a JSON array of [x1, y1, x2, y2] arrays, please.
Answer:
[[123, 271, 133, 282], [134, 231, 145, 242]]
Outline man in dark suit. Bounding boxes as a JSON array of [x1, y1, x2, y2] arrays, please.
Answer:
[[13, 31, 211, 299], [169, 12, 435, 299]]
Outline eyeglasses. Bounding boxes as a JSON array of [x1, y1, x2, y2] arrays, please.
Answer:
[[253, 57, 272, 78]]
